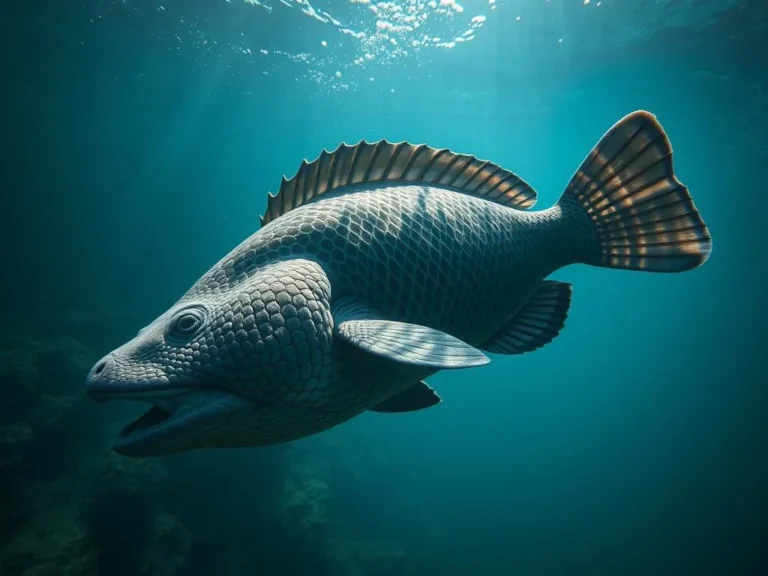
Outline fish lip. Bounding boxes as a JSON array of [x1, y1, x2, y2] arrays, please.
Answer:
[[92, 385, 195, 456], [87, 384, 188, 403], [108, 389, 254, 457]]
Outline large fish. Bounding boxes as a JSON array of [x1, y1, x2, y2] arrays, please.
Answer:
[[86, 111, 711, 457]]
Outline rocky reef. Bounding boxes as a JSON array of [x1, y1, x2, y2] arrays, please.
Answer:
[[0, 329, 413, 576], [280, 439, 412, 575], [0, 337, 189, 576]]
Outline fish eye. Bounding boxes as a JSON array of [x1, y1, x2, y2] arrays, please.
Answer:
[[176, 315, 199, 333], [169, 306, 208, 338]]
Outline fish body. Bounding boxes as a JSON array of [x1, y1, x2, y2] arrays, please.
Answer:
[[202, 183, 573, 346], [85, 111, 712, 457]]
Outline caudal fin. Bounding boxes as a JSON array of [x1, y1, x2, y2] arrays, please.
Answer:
[[557, 111, 712, 272]]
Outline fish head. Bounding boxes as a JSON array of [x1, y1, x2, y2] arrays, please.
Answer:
[[85, 258, 334, 457]]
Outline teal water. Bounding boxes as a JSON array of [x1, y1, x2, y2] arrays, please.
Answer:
[[1, 1, 766, 575]]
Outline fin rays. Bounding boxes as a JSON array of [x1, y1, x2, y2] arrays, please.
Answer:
[[558, 110, 711, 272], [333, 298, 490, 369], [482, 281, 572, 355], [260, 140, 537, 227]]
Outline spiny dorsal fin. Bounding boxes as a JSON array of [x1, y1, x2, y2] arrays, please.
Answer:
[[482, 280, 572, 355], [259, 140, 537, 227]]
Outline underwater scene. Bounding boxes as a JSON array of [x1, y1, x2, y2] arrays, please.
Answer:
[[2, 0, 766, 575]]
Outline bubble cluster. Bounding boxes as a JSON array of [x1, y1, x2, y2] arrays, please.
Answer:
[[73, 0, 740, 94]]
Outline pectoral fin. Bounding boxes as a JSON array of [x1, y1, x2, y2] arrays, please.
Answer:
[[482, 280, 572, 355], [332, 298, 490, 369], [369, 381, 442, 413]]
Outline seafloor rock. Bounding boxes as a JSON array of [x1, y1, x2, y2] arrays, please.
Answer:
[[33, 394, 80, 430], [0, 353, 38, 417], [34, 337, 93, 397], [0, 337, 102, 547], [0, 337, 110, 485], [0, 338, 93, 410], [0, 335, 197, 576], [0, 422, 33, 470], [280, 446, 336, 537], [138, 514, 192, 576], [326, 539, 407, 576], [0, 504, 98, 576], [282, 474, 333, 536], [280, 442, 413, 575], [90, 450, 168, 497], [0, 345, 40, 471]]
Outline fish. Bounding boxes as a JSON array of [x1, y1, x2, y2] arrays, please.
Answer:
[[85, 111, 712, 457]]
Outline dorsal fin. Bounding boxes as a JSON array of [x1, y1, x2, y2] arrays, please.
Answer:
[[259, 140, 537, 227]]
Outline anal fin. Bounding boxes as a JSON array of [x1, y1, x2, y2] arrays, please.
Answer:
[[482, 281, 572, 355], [369, 381, 442, 413]]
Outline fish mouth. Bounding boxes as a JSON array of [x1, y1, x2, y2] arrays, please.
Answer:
[[120, 404, 174, 438], [92, 387, 257, 457]]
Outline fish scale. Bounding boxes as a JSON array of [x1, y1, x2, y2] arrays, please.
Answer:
[[85, 111, 712, 457], [197, 184, 556, 343]]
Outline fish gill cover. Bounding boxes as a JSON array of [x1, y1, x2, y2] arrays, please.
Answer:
[[1, 1, 766, 576]]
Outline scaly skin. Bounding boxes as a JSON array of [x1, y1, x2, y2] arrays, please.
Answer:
[[85, 184, 578, 456], [84, 111, 713, 457]]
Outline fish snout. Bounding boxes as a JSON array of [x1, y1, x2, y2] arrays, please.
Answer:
[[85, 353, 120, 401], [85, 352, 187, 402]]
